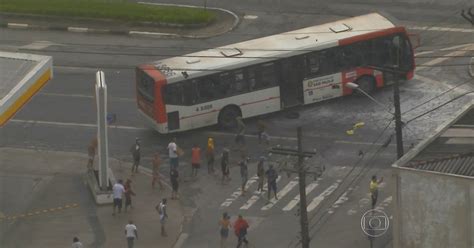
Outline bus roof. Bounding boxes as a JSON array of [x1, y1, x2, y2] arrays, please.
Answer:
[[147, 12, 398, 83]]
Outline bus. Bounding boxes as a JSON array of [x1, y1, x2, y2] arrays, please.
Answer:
[[136, 12, 415, 133]]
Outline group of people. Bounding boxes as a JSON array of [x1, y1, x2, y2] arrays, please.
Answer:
[[219, 213, 250, 248], [239, 156, 279, 202]]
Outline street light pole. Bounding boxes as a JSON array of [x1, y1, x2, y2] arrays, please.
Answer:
[[297, 127, 310, 248]]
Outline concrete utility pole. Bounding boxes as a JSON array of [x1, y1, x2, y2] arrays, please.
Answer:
[[269, 127, 323, 248], [393, 78, 404, 159], [95, 71, 109, 190]]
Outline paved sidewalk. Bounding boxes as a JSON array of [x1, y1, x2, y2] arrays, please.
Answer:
[[0, 147, 184, 248]]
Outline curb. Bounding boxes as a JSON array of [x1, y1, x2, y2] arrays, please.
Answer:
[[0, 3, 240, 39], [469, 57, 474, 78]]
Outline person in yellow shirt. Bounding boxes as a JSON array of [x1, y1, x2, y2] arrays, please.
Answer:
[[207, 137, 215, 174], [370, 175, 383, 209]]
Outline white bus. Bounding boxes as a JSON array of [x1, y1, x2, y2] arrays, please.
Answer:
[[136, 12, 415, 133]]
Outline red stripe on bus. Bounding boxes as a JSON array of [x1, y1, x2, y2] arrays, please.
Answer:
[[179, 96, 280, 120], [338, 27, 407, 46]]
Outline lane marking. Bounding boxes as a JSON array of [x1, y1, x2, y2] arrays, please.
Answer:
[[375, 196, 393, 212], [240, 176, 281, 210], [37, 92, 135, 102], [221, 176, 259, 207], [243, 15, 259, 20], [9, 119, 147, 130], [307, 180, 341, 212], [409, 26, 474, 33], [68, 27, 89, 33], [0, 203, 79, 221], [20, 41, 56, 50], [261, 178, 299, 211], [417, 44, 474, 71], [205, 131, 298, 141], [7, 23, 28, 29], [283, 179, 320, 211]]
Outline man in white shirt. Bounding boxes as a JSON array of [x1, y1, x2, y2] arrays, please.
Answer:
[[167, 137, 179, 171], [112, 179, 125, 216], [125, 220, 138, 248]]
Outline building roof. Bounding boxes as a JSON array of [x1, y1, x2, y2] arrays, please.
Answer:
[[394, 103, 474, 178], [146, 12, 398, 83], [0, 52, 53, 126]]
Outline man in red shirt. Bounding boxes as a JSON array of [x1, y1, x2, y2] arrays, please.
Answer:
[[234, 215, 249, 248], [191, 144, 201, 177]]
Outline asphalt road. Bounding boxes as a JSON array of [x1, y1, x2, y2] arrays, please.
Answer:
[[1, 1, 473, 247]]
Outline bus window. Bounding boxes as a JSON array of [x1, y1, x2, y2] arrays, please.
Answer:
[[258, 62, 277, 89], [232, 70, 248, 95], [306, 53, 321, 76], [136, 69, 155, 102], [319, 49, 337, 75], [182, 81, 198, 105], [164, 83, 183, 105], [246, 67, 257, 91], [217, 72, 232, 96], [197, 77, 219, 102]]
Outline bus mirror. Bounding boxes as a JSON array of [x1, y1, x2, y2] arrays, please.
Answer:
[[407, 33, 420, 49]]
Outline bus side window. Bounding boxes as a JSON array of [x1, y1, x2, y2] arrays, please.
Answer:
[[182, 80, 197, 105], [196, 77, 216, 102], [232, 70, 248, 95], [259, 62, 277, 89], [306, 52, 321, 76], [246, 67, 257, 91], [216, 73, 232, 97], [164, 84, 184, 105]]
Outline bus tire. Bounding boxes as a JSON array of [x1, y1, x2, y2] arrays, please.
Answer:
[[218, 106, 241, 130], [354, 76, 376, 95]]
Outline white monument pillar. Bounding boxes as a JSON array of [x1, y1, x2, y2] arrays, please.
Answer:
[[95, 71, 109, 190]]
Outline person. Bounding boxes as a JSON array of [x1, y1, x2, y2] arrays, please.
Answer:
[[87, 137, 98, 171], [156, 198, 168, 237], [168, 137, 179, 171], [124, 179, 136, 212], [206, 137, 215, 174], [266, 164, 278, 202], [235, 117, 246, 146], [256, 120, 269, 145], [221, 148, 230, 184], [239, 156, 249, 195], [112, 179, 125, 215], [170, 169, 179, 200], [218, 212, 231, 248], [71, 237, 83, 248], [191, 144, 201, 177], [256, 157, 265, 192], [152, 153, 163, 190], [370, 175, 383, 209], [130, 138, 141, 173], [234, 215, 249, 248], [124, 220, 138, 248]]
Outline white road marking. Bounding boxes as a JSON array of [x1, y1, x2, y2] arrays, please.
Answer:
[[261, 178, 299, 211], [374, 196, 393, 212], [7, 23, 28, 29], [306, 180, 341, 212], [240, 176, 281, 210], [220, 176, 259, 207], [20, 41, 56, 50], [414, 51, 434, 56], [37, 92, 135, 102], [440, 44, 473, 51], [409, 26, 474, 33], [243, 15, 259, 20], [68, 27, 88, 33], [9, 119, 147, 130], [417, 43, 474, 71], [282, 179, 320, 211]]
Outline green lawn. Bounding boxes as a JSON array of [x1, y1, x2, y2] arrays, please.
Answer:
[[0, 0, 215, 25]]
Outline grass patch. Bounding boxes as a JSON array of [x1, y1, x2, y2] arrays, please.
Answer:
[[0, 0, 215, 25]]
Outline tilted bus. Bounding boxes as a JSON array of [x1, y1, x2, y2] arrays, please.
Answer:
[[136, 12, 415, 133]]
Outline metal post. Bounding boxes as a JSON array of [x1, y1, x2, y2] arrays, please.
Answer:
[[297, 127, 310, 248], [393, 79, 404, 159], [95, 71, 109, 190]]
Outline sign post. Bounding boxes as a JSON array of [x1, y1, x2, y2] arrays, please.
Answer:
[[95, 71, 109, 190]]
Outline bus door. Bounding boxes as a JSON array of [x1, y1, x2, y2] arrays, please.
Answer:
[[279, 56, 304, 108]]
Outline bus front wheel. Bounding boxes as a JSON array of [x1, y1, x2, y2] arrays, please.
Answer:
[[218, 106, 241, 130], [354, 76, 376, 95]]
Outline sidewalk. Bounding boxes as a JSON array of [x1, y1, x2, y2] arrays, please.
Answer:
[[0, 147, 184, 248], [0, 3, 239, 38]]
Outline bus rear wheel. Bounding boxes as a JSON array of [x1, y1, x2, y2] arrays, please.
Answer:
[[354, 76, 376, 95], [218, 106, 241, 130]]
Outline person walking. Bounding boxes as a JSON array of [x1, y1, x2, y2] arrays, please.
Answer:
[[256, 120, 269, 145], [256, 157, 265, 193], [170, 169, 179, 199], [71, 237, 83, 248], [218, 212, 231, 248], [124, 220, 138, 248], [206, 137, 216, 174], [234, 215, 249, 248], [239, 156, 249, 195], [156, 199, 168, 237], [124, 179, 136, 212], [221, 148, 230, 184], [266, 164, 278, 202], [152, 153, 164, 190], [191, 144, 201, 177], [168, 137, 179, 171], [112, 179, 125, 216], [87, 137, 97, 171], [130, 138, 141, 173], [370, 175, 383, 209], [235, 117, 246, 146]]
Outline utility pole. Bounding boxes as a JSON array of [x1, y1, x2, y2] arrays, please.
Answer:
[[269, 127, 324, 248], [393, 79, 404, 159]]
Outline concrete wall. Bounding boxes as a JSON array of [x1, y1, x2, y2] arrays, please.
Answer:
[[393, 168, 473, 248]]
